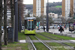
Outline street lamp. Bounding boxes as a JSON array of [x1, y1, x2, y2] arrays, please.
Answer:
[[46, 0, 49, 32]]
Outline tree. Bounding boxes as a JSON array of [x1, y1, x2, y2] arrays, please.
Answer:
[[4, 0, 8, 45], [36, 17, 40, 22], [25, 13, 30, 17], [48, 17, 54, 25], [36, 15, 54, 26], [40, 15, 45, 26], [7, 0, 14, 27], [10, 0, 14, 28], [0, 0, 3, 50], [67, 17, 75, 23], [18, 0, 24, 32], [61, 17, 66, 24], [44, 16, 54, 26]]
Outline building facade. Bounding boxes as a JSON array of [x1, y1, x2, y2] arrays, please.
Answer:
[[62, 0, 74, 18], [74, 0, 75, 13], [33, 0, 46, 17], [48, 13, 58, 18]]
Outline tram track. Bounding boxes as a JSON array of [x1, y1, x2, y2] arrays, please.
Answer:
[[26, 33, 74, 50], [34, 36, 52, 50], [38, 33, 63, 40], [37, 33, 57, 40], [26, 35, 52, 50], [26, 35, 37, 50], [37, 33, 74, 49]]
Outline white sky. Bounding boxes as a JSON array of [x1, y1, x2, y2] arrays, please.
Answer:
[[23, 0, 62, 4]]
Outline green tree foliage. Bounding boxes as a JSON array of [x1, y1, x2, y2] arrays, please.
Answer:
[[67, 17, 75, 23], [36, 17, 41, 22], [48, 17, 54, 25], [25, 13, 30, 17], [36, 15, 54, 26]]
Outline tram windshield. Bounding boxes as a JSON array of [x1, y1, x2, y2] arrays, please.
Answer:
[[25, 20, 36, 30]]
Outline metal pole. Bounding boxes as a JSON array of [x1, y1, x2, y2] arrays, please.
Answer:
[[46, 0, 49, 32], [14, 0, 18, 42], [18, 4, 22, 32]]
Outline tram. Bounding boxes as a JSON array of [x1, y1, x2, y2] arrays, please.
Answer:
[[24, 17, 36, 34]]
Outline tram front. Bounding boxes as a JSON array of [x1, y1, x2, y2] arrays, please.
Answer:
[[24, 17, 36, 34]]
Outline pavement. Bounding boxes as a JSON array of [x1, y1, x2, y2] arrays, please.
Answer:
[[19, 40, 26, 43], [19, 40, 75, 43]]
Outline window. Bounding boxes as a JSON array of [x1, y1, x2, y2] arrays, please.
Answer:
[[25, 20, 36, 30]]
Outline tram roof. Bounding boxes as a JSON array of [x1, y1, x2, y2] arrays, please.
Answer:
[[25, 17, 36, 20]]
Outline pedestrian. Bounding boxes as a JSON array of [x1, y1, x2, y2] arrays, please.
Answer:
[[59, 26, 64, 33], [43, 26, 45, 32]]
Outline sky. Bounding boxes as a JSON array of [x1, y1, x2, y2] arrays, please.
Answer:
[[23, 0, 62, 4]]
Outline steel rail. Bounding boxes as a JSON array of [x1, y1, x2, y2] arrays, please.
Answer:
[[38, 33, 73, 47], [27, 36, 37, 50], [34, 36, 52, 50]]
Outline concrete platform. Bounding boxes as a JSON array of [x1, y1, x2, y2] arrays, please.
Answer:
[[19, 40, 26, 43]]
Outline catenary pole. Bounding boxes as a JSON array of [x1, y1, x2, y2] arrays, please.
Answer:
[[14, 0, 18, 42], [46, 0, 49, 32]]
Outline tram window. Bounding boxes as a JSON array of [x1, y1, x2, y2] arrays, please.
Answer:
[[27, 21, 30, 29], [30, 21, 32, 29], [25, 20, 36, 30], [32, 21, 34, 29], [34, 20, 36, 27], [26, 20, 33, 30], [32, 20, 36, 29], [34, 20, 36, 28]]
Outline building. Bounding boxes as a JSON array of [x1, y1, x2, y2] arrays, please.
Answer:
[[33, 0, 46, 17], [52, 18, 62, 24], [70, 0, 73, 17], [62, 0, 74, 18], [48, 13, 58, 18], [74, 0, 75, 14]]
